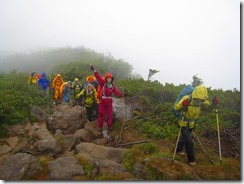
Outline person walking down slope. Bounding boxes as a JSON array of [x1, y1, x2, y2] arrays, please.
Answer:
[[60, 81, 72, 103], [52, 74, 64, 103], [77, 83, 98, 121], [90, 64, 125, 131], [172, 85, 211, 166], [28, 72, 38, 85], [38, 73, 50, 93]]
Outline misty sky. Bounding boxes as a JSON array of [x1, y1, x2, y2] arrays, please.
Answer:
[[0, 0, 240, 90]]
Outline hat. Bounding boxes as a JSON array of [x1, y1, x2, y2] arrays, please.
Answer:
[[104, 73, 114, 81], [86, 83, 93, 87], [86, 75, 95, 83], [74, 78, 79, 82]]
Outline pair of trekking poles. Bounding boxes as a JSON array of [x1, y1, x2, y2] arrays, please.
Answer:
[[172, 105, 222, 164]]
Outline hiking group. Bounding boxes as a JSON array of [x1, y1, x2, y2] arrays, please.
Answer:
[[27, 64, 127, 130], [28, 68, 219, 166]]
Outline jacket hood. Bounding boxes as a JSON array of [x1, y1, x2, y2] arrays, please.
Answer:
[[192, 86, 208, 100]]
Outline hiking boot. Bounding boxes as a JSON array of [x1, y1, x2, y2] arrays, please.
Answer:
[[177, 151, 185, 156], [189, 161, 196, 166]]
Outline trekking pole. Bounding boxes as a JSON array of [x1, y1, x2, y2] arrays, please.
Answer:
[[172, 116, 183, 163], [215, 106, 222, 164]]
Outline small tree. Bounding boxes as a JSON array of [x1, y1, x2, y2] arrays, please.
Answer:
[[191, 74, 203, 87], [147, 69, 159, 81]]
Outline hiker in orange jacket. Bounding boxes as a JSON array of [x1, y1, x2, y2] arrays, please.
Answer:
[[52, 74, 64, 102], [90, 65, 125, 131]]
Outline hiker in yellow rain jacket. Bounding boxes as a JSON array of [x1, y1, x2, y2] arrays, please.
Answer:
[[77, 83, 98, 121], [28, 72, 38, 85], [172, 85, 210, 166], [52, 74, 64, 102]]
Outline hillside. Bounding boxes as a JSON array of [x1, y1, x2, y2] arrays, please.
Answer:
[[0, 97, 240, 180], [0, 48, 240, 180], [0, 47, 136, 80]]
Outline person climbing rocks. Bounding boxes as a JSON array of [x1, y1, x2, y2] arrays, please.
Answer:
[[77, 83, 98, 121], [90, 64, 125, 131]]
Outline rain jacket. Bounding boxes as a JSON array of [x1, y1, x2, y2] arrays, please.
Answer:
[[52, 75, 64, 88], [173, 86, 210, 128], [52, 74, 64, 101], [95, 72, 123, 99], [72, 83, 83, 98], [38, 73, 50, 91], [60, 82, 71, 102], [28, 75, 38, 84], [78, 88, 98, 107]]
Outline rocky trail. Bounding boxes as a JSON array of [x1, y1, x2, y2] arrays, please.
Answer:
[[0, 97, 240, 180]]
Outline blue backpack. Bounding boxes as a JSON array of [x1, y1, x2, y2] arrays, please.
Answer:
[[175, 85, 195, 104], [172, 85, 195, 118]]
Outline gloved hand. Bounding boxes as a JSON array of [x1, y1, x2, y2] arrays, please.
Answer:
[[90, 64, 95, 71], [212, 97, 219, 107], [182, 99, 190, 111]]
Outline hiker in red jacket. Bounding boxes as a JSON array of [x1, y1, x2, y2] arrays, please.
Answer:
[[90, 65, 125, 131]]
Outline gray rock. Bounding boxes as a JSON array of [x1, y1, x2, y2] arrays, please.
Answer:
[[95, 159, 129, 176], [5, 137, 19, 148], [47, 113, 86, 135], [34, 138, 62, 156], [112, 97, 132, 121], [4, 124, 25, 136], [48, 157, 84, 180], [11, 138, 28, 154], [33, 128, 53, 140], [75, 129, 94, 142], [76, 142, 128, 163], [62, 134, 80, 152], [0, 145, 12, 156], [0, 153, 41, 180]]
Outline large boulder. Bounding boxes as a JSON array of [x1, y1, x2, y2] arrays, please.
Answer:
[[76, 142, 128, 163], [34, 138, 62, 156], [0, 153, 41, 180], [112, 97, 132, 121], [48, 156, 85, 180], [47, 112, 86, 135]]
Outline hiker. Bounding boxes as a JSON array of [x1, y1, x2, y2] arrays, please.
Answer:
[[172, 85, 211, 166], [71, 78, 83, 106], [38, 73, 50, 92], [60, 81, 72, 102], [77, 83, 98, 121], [90, 64, 125, 131], [52, 74, 64, 103], [27, 72, 38, 85]]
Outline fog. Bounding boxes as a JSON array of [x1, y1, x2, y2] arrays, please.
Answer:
[[0, 0, 240, 90]]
